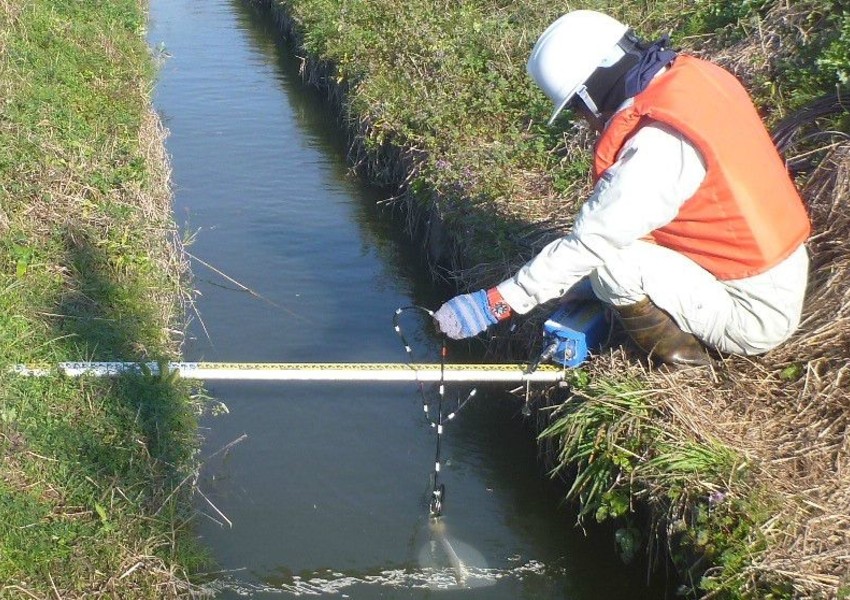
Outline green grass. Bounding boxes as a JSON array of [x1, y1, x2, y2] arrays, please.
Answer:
[[273, 0, 848, 273], [536, 373, 781, 598], [0, 0, 204, 596]]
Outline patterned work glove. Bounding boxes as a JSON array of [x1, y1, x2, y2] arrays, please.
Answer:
[[433, 288, 513, 340]]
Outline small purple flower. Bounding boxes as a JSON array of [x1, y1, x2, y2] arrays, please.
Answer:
[[708, 490, 727, 506]]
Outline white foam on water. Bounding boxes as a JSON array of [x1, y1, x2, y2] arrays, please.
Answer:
[[205, 559, 550, 597]]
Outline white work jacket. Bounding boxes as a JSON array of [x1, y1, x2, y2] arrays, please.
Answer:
[[496, 121, 809, 355]]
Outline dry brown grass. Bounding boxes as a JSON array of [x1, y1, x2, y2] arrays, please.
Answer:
[[532, 145, 849, 599], [637, 144, 849, 597], [658, 4, 849, 595], [735, 145, 848, 597], [135, 107, 194, 352]]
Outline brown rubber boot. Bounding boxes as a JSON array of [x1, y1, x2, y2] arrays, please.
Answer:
[[614, 298, 713, 366]]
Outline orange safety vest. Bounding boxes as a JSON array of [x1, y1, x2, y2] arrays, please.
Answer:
[[593, 55, 810, 280]]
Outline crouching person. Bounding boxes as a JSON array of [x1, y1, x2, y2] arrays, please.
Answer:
[[434, 10, 810, 366]]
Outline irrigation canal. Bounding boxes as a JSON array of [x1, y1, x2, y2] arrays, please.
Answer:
[[148, 0, 673, 597]]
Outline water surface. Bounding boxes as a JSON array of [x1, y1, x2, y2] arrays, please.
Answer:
[[148, 1, 670, 597]]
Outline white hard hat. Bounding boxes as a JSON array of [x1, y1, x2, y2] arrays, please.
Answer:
[[527, 11, 629, 124]]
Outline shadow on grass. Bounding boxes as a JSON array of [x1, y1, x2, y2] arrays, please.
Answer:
[[44, 227, 196, 507]]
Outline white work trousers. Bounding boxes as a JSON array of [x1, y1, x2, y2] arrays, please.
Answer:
[[588, 241, 809, 356]]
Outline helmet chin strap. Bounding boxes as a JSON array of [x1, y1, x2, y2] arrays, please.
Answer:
[[573, 85, 607, 131], [580, 31, 678, 125], [568, 31, 676, 131], [574, 85, 601, 119]]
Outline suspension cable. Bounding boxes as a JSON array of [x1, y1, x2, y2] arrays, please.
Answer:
[[393, 306, 477, 518]]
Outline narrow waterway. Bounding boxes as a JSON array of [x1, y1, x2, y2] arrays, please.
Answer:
[[148, 1, 671, 598]]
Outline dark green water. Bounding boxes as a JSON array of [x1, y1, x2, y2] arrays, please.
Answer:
[[148, 1, 672, 597]]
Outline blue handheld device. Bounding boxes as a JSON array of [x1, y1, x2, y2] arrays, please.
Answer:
[[540, 301, 609, 367]]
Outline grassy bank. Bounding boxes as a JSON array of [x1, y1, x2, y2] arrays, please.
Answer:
[[257, 0, 849, 597], [0, 0, 202, 596]]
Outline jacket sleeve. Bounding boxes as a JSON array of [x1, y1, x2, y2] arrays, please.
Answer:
[[497, 121, 706, 314]]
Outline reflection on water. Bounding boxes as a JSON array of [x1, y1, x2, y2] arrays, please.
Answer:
[[418, 518, 495, 589]]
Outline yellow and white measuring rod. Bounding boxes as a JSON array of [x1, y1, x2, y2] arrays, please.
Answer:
[[11, 361, 567, 383]]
